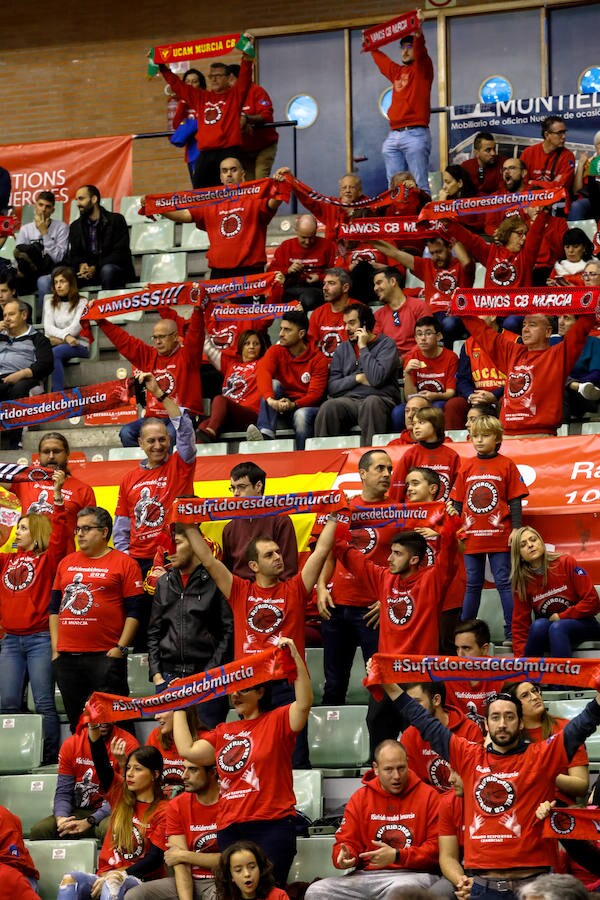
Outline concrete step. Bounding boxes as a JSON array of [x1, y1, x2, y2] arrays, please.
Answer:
[[22, 424, 123, 451], [63, 358, 132, 388]]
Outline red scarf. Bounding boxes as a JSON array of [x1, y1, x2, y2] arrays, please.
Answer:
[[451, 286, 600, 317], [0, 379, 132, 430], [362, 11, 419, 52], [419, 187, 566, 220]]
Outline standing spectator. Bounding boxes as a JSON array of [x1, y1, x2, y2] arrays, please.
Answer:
[[14, 190, 69, 302], [450, 415, 528, 644], [228, 64, 279, 179], [0, 166, 11, 212], [511, 526, 600, 659], [277, 169, 374, 242], [147, 522, 233, 725], [50, 505, 144, 730], [461, 133, 506, 196], [268, 214, 337, 312], [307, 268, 354, 359], [369, 8, 433, 191], [249, 309, 329, 448], [313, 303, 401, 446], [0, 805, 40, 899], [43, 266, 90, 391], [30, 722, 139, 842], [520, 116, 576, 199], [570, 129, 600, 221], [390, 407, 460, 501], [67, 185, 135, 289], [171, 68, 206, 184], [158, 40, 255, 189], [220, 461, 298, 582], [373, 267, 432, 359], [0, 470, 67, 763]]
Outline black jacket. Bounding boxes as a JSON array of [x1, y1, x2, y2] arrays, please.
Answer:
[[0, 326, 53, 381], [67, 206, 135, 281], [147, 564, 233, 679]]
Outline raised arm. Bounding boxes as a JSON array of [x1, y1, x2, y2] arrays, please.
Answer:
[[172, 710, 216, 765], [279, 637, 313, 732], [301, 513, 340, 594], [183, 524, 233, 598]]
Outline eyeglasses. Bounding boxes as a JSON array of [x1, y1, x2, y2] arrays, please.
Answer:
[[548, 129, 567, 136], [229, 482, 252, 494], [74, 525, 102, 535], [517, 686, 542, 701], [582, 271, 600, 279]]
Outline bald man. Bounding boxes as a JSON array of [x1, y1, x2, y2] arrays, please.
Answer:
[[268, 213, 337, 310]]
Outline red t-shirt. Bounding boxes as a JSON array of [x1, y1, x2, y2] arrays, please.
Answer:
[[374, 297, 433, 358], [256, 341, 329, 408], [512, 555, 600, 657], [390, 441, 460, 502], [370, 34, 433, 130], [57, 728, 139, 814], [450, 453, 528, 554], [220, 353, 261, 413], [404, 346, 459, 395], [401, 707, 484, 794], [227, 572, 308, 658], [205, 705, 296, 829], [445, 679, 498, 720], [53, 549, 143, 652], [97, 777, 168, 877], [13, 475, 95, 553], [525, 717, 588, 806], [116, 453, 195, 559], [461, 157, 507, 196], [438, 790, 464, 850], [191, 194, 275, 270], [166, 791, 220, 880], [146, 729, 186, 795], [520, 143, 576, 192], [0, 805, 39, 881], [411, 255, 474, 315], [269, 236, 336, 282], [241, 83, 278, 153], [307, 303, 348, 359], [463, 334, 509, 394], [449, 214, 546, 290]]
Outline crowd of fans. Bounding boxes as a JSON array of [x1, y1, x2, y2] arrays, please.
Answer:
[[2, 10, 600, 900]]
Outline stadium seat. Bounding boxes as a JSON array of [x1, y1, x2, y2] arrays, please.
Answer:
[[128, 653, 151, 698], [120, 196, 145, 225], [306, 647, 325, 705], [287, 835, 338, 882], [108, 447, 145, 460], [473, 263, 486, 288], [0, 234, 15, 259], [405, 270, 424, 289], [293, 769, 323, 822], [304, 435, 361, 451], [180, 223, 210, 251], [25, 839, 97, 900], [139, 252, 187, 284], [557, 424, 569, 437], [447, 429, 468, 442], [134, 720, 156, 745], [478, 589, 505, 645], [21, 202, 64, 224], [428, 171, 443, 198], [195, 442, 228, 456], [130, 220, 176, 253], [582, 422, 600, 434], [371, 433, 396, 446], [569, 219, 597, 241], [266, 215, 296, 247], [308, 706, 369, 774], [0, 714, 43, 773], [546, 699, 589, 720], [453, 340, 465, 356], [237, 439, 295, 454], [0, 773, 57, 835], [346, 652, 369, 704]]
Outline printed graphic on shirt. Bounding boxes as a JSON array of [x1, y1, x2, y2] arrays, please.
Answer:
[[134, 488, 165, 530], [74, 767, 99, 808], [387, 590, 414, 626], [204, 102, 225, 125], [3, 557, 36, 590], [490, 261, 517, 286], [507, 368, 532, 399], [434, 271, 458, 294], [27, 489, 53, 516], [246, 603, 284, 636], [60, 573, 94, 615], [474, 774, 516, 815], [109, 821, 145, 865], [466, 480, 499, 515], [319, 330, 343, 358], [220, 213, 242, 238], [375, 822, 413, 847]]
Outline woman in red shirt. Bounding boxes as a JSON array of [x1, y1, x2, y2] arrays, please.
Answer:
[[198, 329, 267, 442], [57, 725, 168, 899], [174, 637, 311, 888], [146, 707, 204, 799]]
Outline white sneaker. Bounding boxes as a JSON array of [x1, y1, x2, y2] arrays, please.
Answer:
[[246, 424, 264, 442], [578, 382, 600, 402]]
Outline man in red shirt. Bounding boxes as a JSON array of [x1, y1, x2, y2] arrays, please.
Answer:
[[373, 266, 432, 359], [158, 39, 255, 188], [304, 740, 439, 899], [227, 62, 278, 180], [520, 115, 576, 208], [308, 268, 354, 359], [249, 308, 329, 448], [445, 618, 497, 723], [50, 506, 144, 730], [98, 305, 204, 447], [369, 9, 433, 192], [461, 132, 506, 196], [268, 214, 337, 311], [275, 170, 372, 242]]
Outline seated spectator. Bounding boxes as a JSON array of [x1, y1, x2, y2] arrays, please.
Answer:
[[464, 400, 499, 438], [450, 415, 527, 644], [334, 239, 396, 306], [555, 306, 600, 421], [66, 184, 135, 289], [228, 64, 279, 180], [436, 770, 470, 899], [0, 270, 18, 317], [460, 131, 506, 196], [511, 526, 600, 659], [373, 266, 432, 360], [307, 268, 354, 359], [0, 804, 40, 899], [146, 709, 206, 799], [43, 266, 90, 391], [570, 129, 600, 221], [387, 394, 431, 445], [0, 298, 53, 449], [14, 190, 69, 303], [215, 841, 285, 900], [438, 164, 477, 202], [520, 873, 592, 900], [268, 214, 336, 311], [313, 303, 401, 446], [393, 316, 459, 430], [445, 618, 497, 721], [30, 721, 139, 841], [198, 328, 267, 441], [390, 407, 460, 502], [248, 309, 329, 449], [547, 226, 593, 285], [171, 68, 206, 184]]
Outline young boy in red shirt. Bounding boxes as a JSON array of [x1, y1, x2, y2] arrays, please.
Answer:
[[390, 407, 460, 502]]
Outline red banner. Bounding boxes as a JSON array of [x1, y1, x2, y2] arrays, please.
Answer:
[[419, 187, 566, 221], [0, 379, 132, 430], [200, 272, 281, 304], [336, 217, 439, 241], [152, 33, 240, 65], [362, 10, 419, 52], [210, 299, 300, 321], [451, 287, 600, 317], [82, 283, 201, 320], [284, 173, 409, 213], [172, 490, 344, 523], [0, 135, 133, 217], [543, 808, 600, 841], [143, 179, 276, 215], [85, 646, 296, 722]]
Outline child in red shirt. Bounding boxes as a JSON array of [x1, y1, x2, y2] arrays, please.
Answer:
[[390, 407, 460, 502], [450, 415, 528, 642]]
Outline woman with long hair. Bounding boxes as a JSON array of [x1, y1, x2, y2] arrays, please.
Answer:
[[57, 725, 168, 899], [145, 707, 205, 799], [0, 469, 67, 763], [503, 681, 588, 801], [43, 266, 90, 391], [197, 328, 267, 441], [510, 525, 600, 659], [173, 637, 312, 888], [438, 164, 477, 202], [215, 841, 288, 900]]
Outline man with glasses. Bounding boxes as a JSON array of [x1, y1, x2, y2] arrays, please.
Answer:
[[49, 506, 144, 730], [98, 304, 204, 447], [220, 460, 298, 581], [393, 315, 458, 427], [520, 116, 576, 204], [380, 680, 600, 899]]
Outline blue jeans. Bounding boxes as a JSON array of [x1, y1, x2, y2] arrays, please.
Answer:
[[525, 616, 600, 658], [256, 395, 319, 450], [382, 127, 432, 193], [470, 883, 519, 900], [119, 417, 177, 448], [52, 343, 90, 391], [321, 605, 379, 704], [462, 552, 513, 638], [58, 871, 141, 899], [0, 631, 59, 763]]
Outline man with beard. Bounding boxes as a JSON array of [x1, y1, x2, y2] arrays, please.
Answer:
[[308, 268, 355, 360], [66, 185, 134, 289]]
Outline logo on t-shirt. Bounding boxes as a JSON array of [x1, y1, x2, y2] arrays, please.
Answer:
[[418, 378, 443, 393], [475, 774, 516, 814], [210, 326, 235, 350], [3, 557, 36, 591], [538, 595, 572, 616], [155, 371, 176, 396], [466, 480, 499, 515], [434, 271, 458, 294], [219, 737, 251, 773], [351, 527, 377, 555], [220, 213, 242, 238], [507, 370, 532, 398], [300, 371, 312, 385], [119, 822, 145, 861], [375, 822, 413, 847], [490, 261, 517, 286], [134, 489, 166, 530], [319, 331, 342, 358], [74, 767, 99, 808], [194, 831, 218, 851], [27, 489, 53, 516], [60, 573, 94, 616], [247, 602, 283, 634], [429, 755, 451, 791], [204, 102, 224, 125], [387, 592, 414, 626], [223, 372, 248, 402]]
